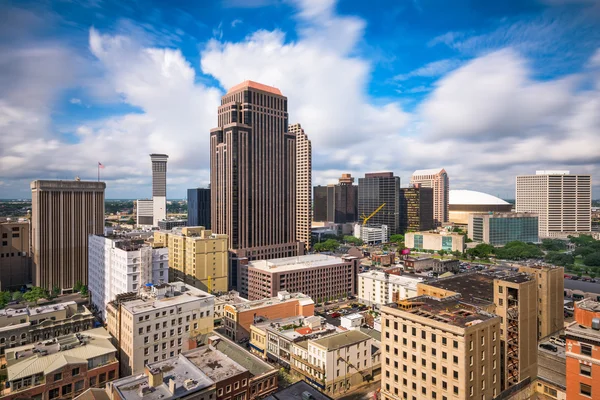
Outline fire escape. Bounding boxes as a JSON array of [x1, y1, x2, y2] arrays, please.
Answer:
[[506, 289, 520, 387]]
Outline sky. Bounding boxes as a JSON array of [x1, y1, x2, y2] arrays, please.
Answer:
[[0, 0, 599, 200]]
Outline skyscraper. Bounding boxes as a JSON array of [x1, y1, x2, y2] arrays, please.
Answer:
[[399, 185, 434, 232], [187, 188, 211, 228], [151, 153, 168, 226], [31, 179, 105, 292], [516, 170, 591, 238], [410, 168, 449, 226], [289, 123, 312, 251], [313, 173, 358, 223], [210, 81, 303, 288], [358, 172, 400, 235], [0, 220, 32, 290]]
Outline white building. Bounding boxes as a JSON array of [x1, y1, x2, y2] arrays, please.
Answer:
[[136, 199, 154, 226], [358, 270, 422, 307], [353, 224, 388, 244], [340, 313, 364, 330], [516, 170, 592, 238], [88, 235, 169, 320]]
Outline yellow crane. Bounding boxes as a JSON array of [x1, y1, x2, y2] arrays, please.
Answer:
[[360, 203, 386, 226]]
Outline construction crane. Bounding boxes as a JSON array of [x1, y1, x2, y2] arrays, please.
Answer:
[[360, 203, 386, 226]]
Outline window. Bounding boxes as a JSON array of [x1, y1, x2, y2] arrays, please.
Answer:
[[412, 327, 416, 336], [432, 333, 437, 343], [453, 386, 458, 395], [54, 372, 62, 382], [49, 388, 60, 399], [99, 373, 107, 383], [72, 367, 80, 376], [90, 376, 97, 387], [442, 337, 447, 346], [227, 385, 232, 393], [62, 384, 72, 395], [581, 344, 593, 357], [453, 371, 458, 379], [109, 370, 116, 380], [498, 286, 503, 293], [580, 383, 592, 397], [581, 364, 592, 377], [453, 355, 458, 364], [75, 380, 84, 392], [453, 340, 458, 349]]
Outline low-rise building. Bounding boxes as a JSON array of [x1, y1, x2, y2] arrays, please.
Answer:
[[357, 271, 422, 307], [353, 224, 388, 245], [214, 291, 249, 323], [468, 212, 539, 245], [405, 231, 465, 252], [239, 254, 358, 303], [106, 282, 215, 376], [370, 252, 395, 267], [0, 328, 118, 400], [223, 291, 314, 342], [157, 219, 187, 230], [339, 314, 364, 330], [0, 301, 95, 357], [402, 256, 435, 272]]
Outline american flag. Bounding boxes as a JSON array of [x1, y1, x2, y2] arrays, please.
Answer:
[[98, 162, 105, 169]]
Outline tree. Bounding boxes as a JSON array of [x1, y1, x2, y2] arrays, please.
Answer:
[[11, 292, 23, 303], [343, 235, 363, 246], [544, 252, 574, 267], [584, 252, 600, 267], [451, 250, 462, 258], [438, 250, 447, 259], [80, 285, 88, 297], [73, 281, 83, 293], [466, 243, 495, 259], [589, 271, 597, 280], [389, 234, 405, 244], [541, 239, 567, 252], [23, 287, 49, 304], [51, 286, 60, 299], [0, 291, 12, 308], [495, 241, 543, 260]]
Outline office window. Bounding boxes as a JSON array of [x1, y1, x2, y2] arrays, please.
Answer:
[[581, 364, 592, 377], [581, 344, 593, 356]]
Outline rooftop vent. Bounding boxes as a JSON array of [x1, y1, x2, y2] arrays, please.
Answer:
[[592, 318, 600, 331]]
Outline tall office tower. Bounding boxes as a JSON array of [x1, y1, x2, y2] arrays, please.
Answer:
[[210, 81, 304, 289], [187, 188, 211, 228], [313, 173, 359, 223], [151, 153, 169, 226], [289, 123, 312, 251], [0, 220, 32, 290], [358, 172, 400, 235], [31, 179, 105, 292], [399, 185, 434, 233], [516, 170, 592, 238], [410, 168, 449, 226]]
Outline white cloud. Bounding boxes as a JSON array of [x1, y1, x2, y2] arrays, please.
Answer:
[[70, 98, 82, 104], [394, 59, 462, 81], [231, 19, 242, 28]]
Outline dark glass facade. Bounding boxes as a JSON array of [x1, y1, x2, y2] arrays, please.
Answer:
[[358, 172, 400, 235], [187, 188, 211, 229], [399, 187, 434, 233], [313, 183, 358, 223]]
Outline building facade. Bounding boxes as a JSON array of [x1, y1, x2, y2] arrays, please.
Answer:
[[410, 168, 450, 226], [157, 219, 187, 230], [239, 254, 358, 302], [290, 123, 312, 251], [150, 154, 169, 227], [358, 172, 400, 235], [105, 283, 215, 376], [516, 171, 592, 238], [31, 179, 105, 292], [313, 174, 359, 224], [468, 212, 539, 245], [405, 231, 465, 252], [188, 188, 211, 229], [353, 224, 388, 245], [399, 186, 434, 233], [135, 199, 154, 226], [0, 220, 31, 291], [88, 235, 169, 320], [357, 271, 422, 307]]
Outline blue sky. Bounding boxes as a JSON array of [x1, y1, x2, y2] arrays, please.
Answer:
[[0, 0, 599, 199]]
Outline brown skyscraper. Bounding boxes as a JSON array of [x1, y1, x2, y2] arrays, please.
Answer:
[[31, 179, 105, 292], [210, 81, 303, 288]]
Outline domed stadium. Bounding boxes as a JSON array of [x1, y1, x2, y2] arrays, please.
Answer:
[[449, 190, 513, 226]]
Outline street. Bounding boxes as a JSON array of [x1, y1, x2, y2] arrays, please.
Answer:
[[337, 381, 381, 400]]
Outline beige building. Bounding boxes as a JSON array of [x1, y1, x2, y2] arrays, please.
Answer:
[[31, 179, 105, 292], [516, 170, 592, 238], [410, 168, 449, 225], [357, 270, 422, 308], [0, 220, 31, 290], [155, 226, 228, 293], [405, 231, 464, 252], [290, 123, 312, 252], [106, 282, 215, 376], [518, 265, 564, 340], [380, 296, 502, 400]]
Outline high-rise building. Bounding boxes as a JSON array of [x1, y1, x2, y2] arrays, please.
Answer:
[[88, 235, 169, 320], [151, 154, 169, 226], [153, 226, 228, 294], [0, 220, 31, 290], [410, 168, 449, 226], [313, 174, 358, 223], [135, 199, 154, 226], [187, 188, 211, 229], [358, 172, 400, 235], [399, 185, 434, 232], [516, 170, 592, 238], [31, 179, 105, 292], [210, 81, 304, 289], [290, 123, 312, 251], [468, 212, 539, 245]]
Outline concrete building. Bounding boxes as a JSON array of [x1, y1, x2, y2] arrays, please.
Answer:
[[105, 282, 215, 376], [151, 154, 169, 227], [449, 190, 513, 227], [399, 185, 434, 233], [402, 256, 436, 272], [468, 212, 539, 245], [0, 220, 31, 290], [210, 81, 304, 289], [358, 172, 400, 235], [239, 254, 359, 302], [405, 231, 465, 252], [88, 235, 169, 320], [187, 188, 211, 229], [353, 224, 388, 245], [31, 179, 105, 292], [135, 199, 154, 226], [290, 330, 378, 398], [222, 291, 314, 342], [157, 219, 187, 230], [214, 291, 249, 323], [154, 227, 228, 293], [379, 296, 502, 400], [0, 301, 94, 357], [518, 265, 564, 340], [516, 170, 592, 238], [0, 328, 118, 400], [357, 271, 423, 307], [565, 298, 600, 400], [410, 168, 449, 226], [290, 123, 312, 252], [313, 174, 358, 224]]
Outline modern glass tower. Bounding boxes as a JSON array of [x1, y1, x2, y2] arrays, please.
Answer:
[[358, 172, 400, 235]]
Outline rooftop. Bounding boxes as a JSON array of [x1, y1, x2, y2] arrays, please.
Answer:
[[184, 345, 247, 382], [566, 322, 600, 342], [359, 270, 423, 287], [412, 168, 445, 176], [537, 345, 566, 389], [255, 316, 336, 341], [449, 190, 510, 206], [74, 388, 111, 400], [311, 330, 371, 351], [226, 80, 283, 96], [264, 381, 333, 400], [116, 283, 213, 315], [575, 298, 600, 313], [228, 292, 313, 312], [248, 254, 350, 273]]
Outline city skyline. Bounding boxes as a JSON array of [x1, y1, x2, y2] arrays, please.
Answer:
[[1, 0, 600, 200]]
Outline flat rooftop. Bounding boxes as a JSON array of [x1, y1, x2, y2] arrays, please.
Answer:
[[538, 343, 566, 389], [575, 298, 600, 313], [359, 271, 423, 287], [311, 330, 371, 351], [248, 254, 350, 273], [184, 346, 247, 382], [118, 284, 213, 314], [255, 316, 335, 341], [566, 322, 600, 342], [228, 292, 313, 312]]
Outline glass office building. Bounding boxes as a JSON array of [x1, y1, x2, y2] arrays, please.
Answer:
[[469, 212, 539, 245]]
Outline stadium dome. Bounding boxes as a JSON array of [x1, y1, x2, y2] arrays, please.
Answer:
[[449, 190, 513, 225], [450, 190, 510, 206]]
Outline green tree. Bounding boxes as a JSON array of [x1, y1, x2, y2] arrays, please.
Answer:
[[466, 243, 495, 259], [23, 287, 49, 304], [451, 250, 462, 258], [438, 250, 447, 259], [80, 285, 89, 297], [541, 239, 567, 252], [570, 235, 596, 247], [73, 280, 83, 293], [0, 291, 12, 308], [11, 292, 23, 303], [544, 251, 574, 266], [584, 252, 600, 267], [495, 241, 543, 260], [343, 235, 363, 246], [389, 234, 405, 244], [589, 271, 597, 280], [51, 286, 60, 299]]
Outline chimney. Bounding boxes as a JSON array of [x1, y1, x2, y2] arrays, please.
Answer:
[[147, 367, 163, 388], [168, 378, 176, 394]]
